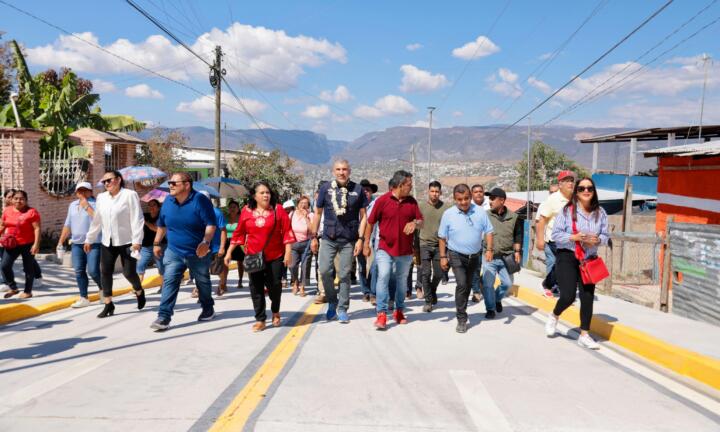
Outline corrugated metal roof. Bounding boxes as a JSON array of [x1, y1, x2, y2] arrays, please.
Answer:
[[506, 188, 656, 203], [579, 125, 720, 143], [642, 142, 720, 158]]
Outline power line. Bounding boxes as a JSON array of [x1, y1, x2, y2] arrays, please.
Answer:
[[142, 0, 203, 41], [487, 0, 674, 143]]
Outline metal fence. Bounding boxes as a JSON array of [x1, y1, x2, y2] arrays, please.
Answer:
[[39, 148, 89, 197], [668, 222, 720, 326]]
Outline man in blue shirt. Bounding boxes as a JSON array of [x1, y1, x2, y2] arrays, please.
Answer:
[[151, 172, 217, 331], [310, 159, 368, 323], [438, 184, 494, 334], [57, 182, 102, 308]]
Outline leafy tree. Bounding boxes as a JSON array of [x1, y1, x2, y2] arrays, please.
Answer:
[[228, 143, 303, 201], [136, 129, 188, 174], [516, 140, 590, 191]]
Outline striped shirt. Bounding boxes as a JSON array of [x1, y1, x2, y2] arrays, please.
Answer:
[[552, 205, 609, 257]]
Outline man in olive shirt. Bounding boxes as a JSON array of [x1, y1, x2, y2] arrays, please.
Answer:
[[418, 181, 450, 312], [481, 187, 523, 318]]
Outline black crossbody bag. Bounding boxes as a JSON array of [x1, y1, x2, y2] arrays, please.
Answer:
[[243, 210, 276, 274]]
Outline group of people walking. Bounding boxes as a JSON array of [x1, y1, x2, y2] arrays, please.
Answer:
[[1, 161, 609, 347]]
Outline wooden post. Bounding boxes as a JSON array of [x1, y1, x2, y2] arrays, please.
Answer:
[[660, 216, 674, 312], [592, 142, 599, 174]]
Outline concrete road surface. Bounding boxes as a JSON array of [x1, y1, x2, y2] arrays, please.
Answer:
[[0, 274, 718, 431]]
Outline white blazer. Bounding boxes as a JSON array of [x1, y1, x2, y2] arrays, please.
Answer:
[[85, 188, 144, 247]]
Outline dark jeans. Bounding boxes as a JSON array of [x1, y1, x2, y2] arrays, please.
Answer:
[[543, 241, 558, 290], [420, 245, 442, 304], [553, 250, 596, 331], [100, 243, 143, 297], [448, 250, 480, 323], [289, 240, 310, 284], [249, 257, 283, 321], [357, 254, 371, 295], [1, 244, 36, 293]]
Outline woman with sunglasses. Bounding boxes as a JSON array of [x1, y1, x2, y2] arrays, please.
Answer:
[[1, 190, 42, 299], [225, 181, 295, 332], [85, 171, 146, 318], [545, 177, 609, 349]]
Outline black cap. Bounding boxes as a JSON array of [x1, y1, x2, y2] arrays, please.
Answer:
[[485, 187, 506, 199], [360, 179, 378, 193]]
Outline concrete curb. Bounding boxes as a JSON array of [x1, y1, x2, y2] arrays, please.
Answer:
[[509, 284, 720, 391], [0, 262, 238, 326]]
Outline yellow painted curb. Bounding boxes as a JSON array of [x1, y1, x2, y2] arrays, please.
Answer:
[[0, 262, 238, 326], [210, 301, 323, 431], [509, 285, 720, 391]]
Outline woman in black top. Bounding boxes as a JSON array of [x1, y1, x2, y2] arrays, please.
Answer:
[[137, 199, 166, 286]]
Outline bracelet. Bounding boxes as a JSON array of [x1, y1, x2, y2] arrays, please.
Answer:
[[153, 243, 161, 247], [358, 236, 365, 241]]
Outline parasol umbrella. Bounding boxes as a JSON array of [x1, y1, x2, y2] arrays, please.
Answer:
[[156, 180, 220, 198], [96, 166, 167, 187], [141, 189, 169, 203], [199, 177, 248, 199]]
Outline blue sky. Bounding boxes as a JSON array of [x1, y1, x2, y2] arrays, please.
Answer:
[[2, 0, 718, 140]]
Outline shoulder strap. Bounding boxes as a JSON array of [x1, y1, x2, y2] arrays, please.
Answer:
[[570, 206, 585, 261], [260, 209, 277, 253]]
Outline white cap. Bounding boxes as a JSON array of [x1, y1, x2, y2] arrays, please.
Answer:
[[199, 190, 210, 198], [283, 199, 295, 209], [75, 181, 93, 191]]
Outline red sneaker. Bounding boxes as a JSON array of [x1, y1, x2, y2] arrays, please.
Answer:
[[543, 289, 554, 299], [374, 312, 387, 330], [393, 309, 408, 324]]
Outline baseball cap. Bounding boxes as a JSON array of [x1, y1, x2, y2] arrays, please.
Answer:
[[75, 181, 93, 191], [485, 187, 506, 199], [557, 170, 577, 181], [283, 199, 295, 209]]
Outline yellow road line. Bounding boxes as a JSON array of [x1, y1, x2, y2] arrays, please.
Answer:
[[209, 301, 323, 431]]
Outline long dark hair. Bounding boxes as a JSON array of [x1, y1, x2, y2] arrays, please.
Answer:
[[565, 177, 601, 221], [247, 181, 279, 210]]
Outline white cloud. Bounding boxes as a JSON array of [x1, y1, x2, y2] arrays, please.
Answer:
[[487, 68, 521, 98], [406, 43, 423, 51], [399, 64, 449, 93], [125, 84, 163, 99], [538, 52, 553, 61], [26, 24, 346, 91], [176, 95, 266, 118], [489, 108, 504, 120], [353, 94, 416, 118], [451, 36, 500, 60], [302, 104, 331, 119], [606, 98, 720, 127], [407, 120, 429, 128], [527, 76, 552, 94], [319, 85, 353, 103], [92, 79, 117, 93], [251, 121, 276, 130], [453, 111, 463, 117]]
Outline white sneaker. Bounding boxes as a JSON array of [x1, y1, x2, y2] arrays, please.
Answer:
[[545, 314, 558, 337], [71, 297, 91, 308], [33, 278, 43, 289], [578, 334, 600, 350], [0, 283, 9, 292]]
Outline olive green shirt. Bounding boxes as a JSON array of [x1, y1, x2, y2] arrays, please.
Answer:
[[484, 206, 523, 255], [418, 200, 451, 247]]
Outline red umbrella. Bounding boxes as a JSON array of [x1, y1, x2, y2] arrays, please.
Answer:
[[141, 189, 169, 203]]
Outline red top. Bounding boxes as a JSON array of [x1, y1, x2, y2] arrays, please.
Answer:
[[231, 204, 296, 261], [368, 192, 423, 257], [2, 206, 40, 245]]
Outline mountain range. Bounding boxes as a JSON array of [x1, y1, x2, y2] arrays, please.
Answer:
[[138, 124, 665, 171]]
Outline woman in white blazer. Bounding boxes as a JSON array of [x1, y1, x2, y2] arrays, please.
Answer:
[[85, 171, 146, 318]]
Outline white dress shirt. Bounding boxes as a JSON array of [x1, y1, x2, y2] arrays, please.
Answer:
[[86, 188, 145, 247]]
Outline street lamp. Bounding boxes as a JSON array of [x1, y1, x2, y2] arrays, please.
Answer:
[[9, 92, 21, 128], [427, 106, 435, 184]]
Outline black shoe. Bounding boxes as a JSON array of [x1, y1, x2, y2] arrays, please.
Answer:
[[97, 302, 115, 318], [198, 307, 215, 321], [485, 310, 496, 319], [431, 295, 438, 305], [456, 321, 468, 333], [151, 317, 170, 331], [422, 303, 432, 313], [496, 301, 503, 313], [136, 289, 146, 310]]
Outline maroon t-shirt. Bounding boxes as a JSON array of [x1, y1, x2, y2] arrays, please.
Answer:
[[368, 192, 423, 257]]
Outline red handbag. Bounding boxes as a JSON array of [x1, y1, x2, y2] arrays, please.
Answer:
[[571, 211, 609, 285], [0, 228, 18, 249]]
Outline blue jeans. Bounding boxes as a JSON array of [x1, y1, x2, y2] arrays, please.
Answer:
[[71, 243, 102, 298], [357, 254, 370, 295], [369, 257, 378, 296], [375, 249, 413, 314], [137, 245, 166, 276], [481, 258, 514, 311], [543, 241, 558, 290], [157, 247, 213, 320]]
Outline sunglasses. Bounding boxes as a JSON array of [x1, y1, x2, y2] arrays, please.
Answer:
[[101, 177, 116, 185], [577, 186, 595, 193], [167, 181, 188, 187]]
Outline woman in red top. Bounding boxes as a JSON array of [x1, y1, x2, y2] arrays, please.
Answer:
[[225, 181, 295, 332], [1, 190, 42, 299]]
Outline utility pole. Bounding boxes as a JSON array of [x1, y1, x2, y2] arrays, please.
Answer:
[[699, 53, 711, 142], [526, 116, 532, 221], [427, 107, 436, 185], [411, 143, 417, 197], [210, 45, 225, 178]]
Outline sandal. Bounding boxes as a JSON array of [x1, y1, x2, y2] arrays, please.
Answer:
[[299, 286, 306, 297], [272, 313, 281, 327], [191, 288, 199, 298], [3, 289, 19, 299], [217, 285, 226, 297], [291, 283, 298, 296]]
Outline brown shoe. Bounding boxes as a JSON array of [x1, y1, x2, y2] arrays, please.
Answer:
[[314, 294, 327, 304], [19, 292, 33, 299], [272, 313, 281, 327], [299, 286, 306, 297], [252, 321, 266, 332], [472, 292, 482, 303], [416, 288, 424, 299], [3, 289, 19, 299]]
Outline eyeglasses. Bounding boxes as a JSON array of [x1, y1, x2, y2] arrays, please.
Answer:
[[167, 181, 188, 187], [101, 177, 116, 185], [577, 186, 595, 193]]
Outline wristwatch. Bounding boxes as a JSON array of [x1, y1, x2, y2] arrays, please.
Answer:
[[200, 240, 209, 246]]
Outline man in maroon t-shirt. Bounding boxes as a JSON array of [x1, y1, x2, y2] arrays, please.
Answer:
[[363, 170, 423, 330]]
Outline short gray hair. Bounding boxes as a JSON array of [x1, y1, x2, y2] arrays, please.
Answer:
[[389, 170, 412, 188], [332, 159, 350, 168]]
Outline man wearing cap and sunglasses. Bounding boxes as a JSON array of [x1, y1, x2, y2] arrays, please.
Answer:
[[536, 170, 576, 298], [57, 182, 103, 308]]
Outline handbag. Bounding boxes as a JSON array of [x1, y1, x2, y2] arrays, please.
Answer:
[[0, 228, 18, 249], [210, 254, 227, 275], [571, 210, 609, 285], [243, 210, 276, 274], [501, 253, 521, 274]]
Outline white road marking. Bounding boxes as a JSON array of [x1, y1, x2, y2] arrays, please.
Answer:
[[504, 297, 720, 414], [450, 370, 513, 432], [0, 357, 110, 415]]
